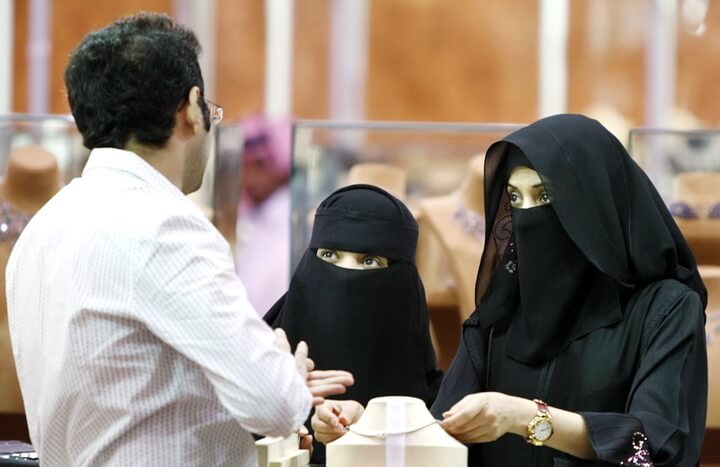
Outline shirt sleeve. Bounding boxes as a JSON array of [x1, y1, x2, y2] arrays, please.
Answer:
[[134, 213, 313, 437], [580, 287, 707, 466]]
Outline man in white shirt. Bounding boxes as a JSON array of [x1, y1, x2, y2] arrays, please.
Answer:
[[5, 13, 351, 467]]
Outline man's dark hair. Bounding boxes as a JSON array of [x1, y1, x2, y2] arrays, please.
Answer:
[[65, 12, 210, 149]]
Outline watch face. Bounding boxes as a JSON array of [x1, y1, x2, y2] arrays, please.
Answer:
[[534, 420, 553, 441]]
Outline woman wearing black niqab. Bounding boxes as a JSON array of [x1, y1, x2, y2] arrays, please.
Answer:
[[265, 184, 443, 464], [429, 114, 708, 466]]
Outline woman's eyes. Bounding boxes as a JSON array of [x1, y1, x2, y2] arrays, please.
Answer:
[[319, 249, 338, 260], [318, 249, 388, 269], [360, 256, 383, 268], [507, 190, 550, 206]]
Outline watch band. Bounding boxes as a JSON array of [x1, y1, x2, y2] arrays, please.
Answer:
[[534, 399, 549, 415], [526, 399, 553, 446]]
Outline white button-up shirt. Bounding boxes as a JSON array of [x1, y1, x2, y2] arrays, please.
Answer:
[[6, 148, 312, 467]]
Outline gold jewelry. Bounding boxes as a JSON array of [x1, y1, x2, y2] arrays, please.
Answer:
[[526, 399, 553, 446]]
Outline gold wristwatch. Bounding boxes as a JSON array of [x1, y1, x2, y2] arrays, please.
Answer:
[[526, 399, 553, 446]]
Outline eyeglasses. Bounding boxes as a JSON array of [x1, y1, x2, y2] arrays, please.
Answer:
[[204, 98, 224, 126]]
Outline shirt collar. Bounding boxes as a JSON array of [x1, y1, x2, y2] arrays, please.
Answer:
[[82, 147, 184, 200]]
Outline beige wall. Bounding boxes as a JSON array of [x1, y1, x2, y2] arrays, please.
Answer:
[[216, 0, 266, 120], [10, 0, 720, 126], [366, 0, 538, 123], [13, 0, 175, 114]]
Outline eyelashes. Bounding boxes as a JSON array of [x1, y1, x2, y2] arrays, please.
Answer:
[[507, 189, 551, 208], [316, 248, 389, 270]]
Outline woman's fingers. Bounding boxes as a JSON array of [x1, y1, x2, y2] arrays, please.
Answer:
[[450, 424, 496, 443], [442, 404, 481, 432], [310, 400, 365, 444], [312, 402, 347, 444]]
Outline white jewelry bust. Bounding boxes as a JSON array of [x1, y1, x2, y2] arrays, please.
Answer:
[[255, 434, 309, 467], [327, 396, 467, 467]]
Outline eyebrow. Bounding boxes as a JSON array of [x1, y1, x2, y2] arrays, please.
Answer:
[[507, 183, 544, 190]]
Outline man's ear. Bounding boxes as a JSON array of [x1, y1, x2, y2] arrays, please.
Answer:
[[183, 86, 204, 134]]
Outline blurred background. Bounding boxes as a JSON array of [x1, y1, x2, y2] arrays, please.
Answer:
[[1, 0, 718, 130]]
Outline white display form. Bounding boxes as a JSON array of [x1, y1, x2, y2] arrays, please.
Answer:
[[327, 396, 467, 467], [256, 434, 310, 467]]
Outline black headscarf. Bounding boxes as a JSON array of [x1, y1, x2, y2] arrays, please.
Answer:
[[265, 183, 442, 405], [470, 114, 707, 364]]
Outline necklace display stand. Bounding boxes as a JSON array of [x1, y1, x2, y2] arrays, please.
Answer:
[[256, 434, 310, 467], [0, 146, 60, 442], [416, 155, 485, 369], [346, 163, 408, 203], [672, 172, 720, 265], [700, 266, 720, 428], [327, 396, 466, 467]]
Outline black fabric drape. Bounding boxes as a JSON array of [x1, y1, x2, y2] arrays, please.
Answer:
[[432, 114, 707, 466], [475, 115, 706, 312], [433, 280, 706, 467], [265, 184, 442, 464], [267, 252, 440, 405]]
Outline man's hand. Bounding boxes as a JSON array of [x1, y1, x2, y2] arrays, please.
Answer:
[[306, 370, 354, 405], [274, 328, 292, 353], [274, 328, 309, 378], [311, 400, 365, 444], [274, 328, 353, 405], [299, 425, 313, 452]]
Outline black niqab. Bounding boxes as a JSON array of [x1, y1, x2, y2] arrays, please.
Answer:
[[432, 115, 707, 466], [471, 114, 706, 364], [265, 184, 442, 461]]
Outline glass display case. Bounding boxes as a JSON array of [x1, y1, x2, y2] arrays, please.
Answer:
[[630, 130, 720, 437], [0, 114, 231, 245], [628, 128, 720, 203], [0, 115, 86, 184], [290, 120, 523, 267], [629, 127, 720, 267], [290, 120, 524, 369], [211, 124, 243, 249]]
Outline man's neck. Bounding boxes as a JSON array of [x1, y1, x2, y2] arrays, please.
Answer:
[[124, 139, 183, 191]]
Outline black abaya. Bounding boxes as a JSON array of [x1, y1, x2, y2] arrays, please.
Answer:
[[433, 279, 706, 466], [432, 114, 708, 466], [265, 184, 442, 463]]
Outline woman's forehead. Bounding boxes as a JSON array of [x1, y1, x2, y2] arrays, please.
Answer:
[[508, 166, 542, 186]]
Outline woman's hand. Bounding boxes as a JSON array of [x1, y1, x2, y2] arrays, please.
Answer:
[[311, 400, 365, 444], [440, 392, 535, 443]]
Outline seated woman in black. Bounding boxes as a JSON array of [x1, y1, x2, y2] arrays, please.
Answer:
[[312, 114, 708, 466], [265, 184, 443, 463]]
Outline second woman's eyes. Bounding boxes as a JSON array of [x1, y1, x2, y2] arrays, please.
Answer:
[[318, 249, 339, 260], [507, 189, 550, 208], [360, 256, 384, 268]]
